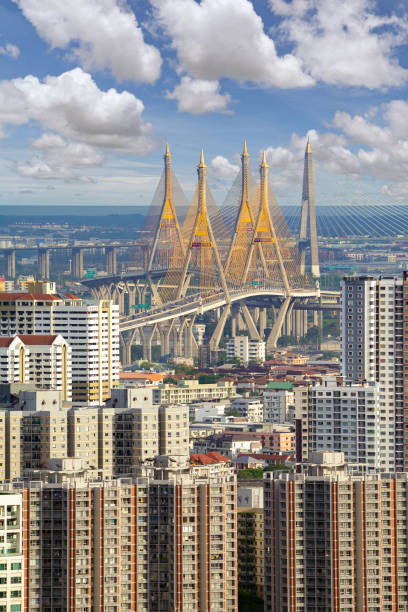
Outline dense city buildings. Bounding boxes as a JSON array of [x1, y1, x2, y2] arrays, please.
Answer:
[[153, 379, 236, 404], [0, 452, 237, 612], [0, 293, 119, 404], [341, 275, 405, 470], [264, 451, 408, 611]]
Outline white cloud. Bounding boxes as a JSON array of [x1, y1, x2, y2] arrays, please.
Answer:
[[151, 0, 313, 88], [333, 111, 391, 146], [13, 0, 161, 83], [270, 0, 408, 88], [0, 68, 158, 180], [0, 43, 20, 59], [209, 155, 239, 178], [166, 77, 231, 114], [0, 68, 157, 154]]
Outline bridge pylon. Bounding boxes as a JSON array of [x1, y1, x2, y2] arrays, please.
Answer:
[[177, 151, 230, 301], [224, 141, 257, 288], [147, 143, 186, 274], [299, 139, 320, 277], [241, 152, 290, 294]]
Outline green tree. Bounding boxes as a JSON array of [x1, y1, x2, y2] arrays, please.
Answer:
[[237, 468, 264, 479], [198, 374, 217, 384]]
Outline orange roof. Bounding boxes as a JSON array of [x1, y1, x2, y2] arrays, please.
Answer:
[[0, 293, 62, 301], [17, 335, 58, 346], [63, 293, 81, 299], [190, 451, 230, 465], [119, 372, 164, 382]]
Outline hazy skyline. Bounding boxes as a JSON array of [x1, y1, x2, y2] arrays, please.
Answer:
[[0, 0, 408, 207]]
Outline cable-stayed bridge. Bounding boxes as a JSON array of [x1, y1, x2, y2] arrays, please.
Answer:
[[85, 141, 339, 363]]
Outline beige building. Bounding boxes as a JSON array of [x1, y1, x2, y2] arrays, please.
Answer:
[[0, 399, 189, 479], [0, 453, 237, 612], [264, 450, 408, 611], [153, 379, 236, 404], [0, 493, 24, 612]]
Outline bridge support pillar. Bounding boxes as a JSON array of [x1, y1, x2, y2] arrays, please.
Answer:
[[38, 248, 50, 279], [283, 301, 295, 338], [105, 247, 117, 275], [240, 302, 261, 340], [210, 304, 231, 351], [185, 316, 197, 359], [140, 324, 157, 362], [163, 320, 175, 357], [6, 250, 15, 279], [72, 247, 84, 279], [120, 329, 137, 367], [267, 297, 292, 350], [126, 283, 137, 314], [259, 308, 267, 338]]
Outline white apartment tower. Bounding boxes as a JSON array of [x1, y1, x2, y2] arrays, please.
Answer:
[[341, 276, 405, 470], [0, 293, 119, 404]]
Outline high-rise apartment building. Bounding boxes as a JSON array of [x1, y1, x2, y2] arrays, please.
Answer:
[[0, 397, 189, 479], [263, 382, 295, 423], [0, 293, 120, 404], [0, 493, 24, 612], [294, 377, 384, 470], [264, 451, 408, 611], [341, 275, 405, 470], [237, 485, 264, 598], [0, 453, 237, 612]]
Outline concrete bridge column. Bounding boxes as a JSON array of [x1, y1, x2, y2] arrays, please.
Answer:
[[240, 302, 261, 340], [105, 247, 117, 275], [140, 325, 157, 362], [185, 316, 197, 358], [259, 308, 267, 338], [163, 320, 175, 357], [117, 285, 126, 315], [176, 318, 188, 356], [38, 248, 50, 279], [72, 247, 84, 279], [209, 304, 231, 351], [6, 250, 15, 279], [267, 297, 292, 350], [120, 328, 137, 367], [126, 283, 137, 314]]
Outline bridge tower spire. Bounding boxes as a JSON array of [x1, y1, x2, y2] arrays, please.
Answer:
[[147, 143, 185, 273], [224, 141, 255, 287], [177, 150, 230, 300], [299, 138, 320, 277], [241, 152, 290, 294]]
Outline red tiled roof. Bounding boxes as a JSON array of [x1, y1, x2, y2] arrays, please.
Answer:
[[119, 372, 163, 381], [190, 451, 230, 465], [0, 338, 16, 347], [237, 453, 293, 462], [63, 294, 81, 299], [17, 335, 58, 345]]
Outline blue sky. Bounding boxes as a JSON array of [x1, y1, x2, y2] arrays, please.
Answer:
[[1, 0, 408, 208]]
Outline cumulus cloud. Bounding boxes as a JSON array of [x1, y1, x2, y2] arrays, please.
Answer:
[[13, 0, 161, 83], [209, 155, 239, 178], [270, 0, 408, 89], [0, 43, 20, 59], [0, 68, 156, 154], [166, 77, 231, 114], [151, 0, 313, 88], [0, 68, 157, 180]]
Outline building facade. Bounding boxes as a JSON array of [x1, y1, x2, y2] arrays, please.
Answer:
[[263, 382, 295, 423], [0, 453, 237, 612], [294, 377, 384, 470], [264, 451, 408, 611], [341, 275, 404, 470], [0, 293, 119, 404], [226, 336, 265, 364]]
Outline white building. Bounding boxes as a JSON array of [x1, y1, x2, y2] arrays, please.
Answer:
[[0, 293, 119, 405], [227, 336, 265, 364], [263, 382, 295, 423], [294, 376, 384, 470], [190, 402, 226, 422], [341, 275, 404, 470], [0, 335, 71, 401], [230, 397, 264, 422], [0, 493, 24, 612]]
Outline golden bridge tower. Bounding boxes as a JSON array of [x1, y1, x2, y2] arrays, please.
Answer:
[[177, 150, 230, 300], [242, 152, 290, 293], [224, 141, 256, 287], [299, 139, 320, 277], [147, 143, 186, 274]]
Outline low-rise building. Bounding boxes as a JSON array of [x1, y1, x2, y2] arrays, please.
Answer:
[[230, 397, 264, 422], [227, 336, 265, 364], [153, 379, 236, 404]]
